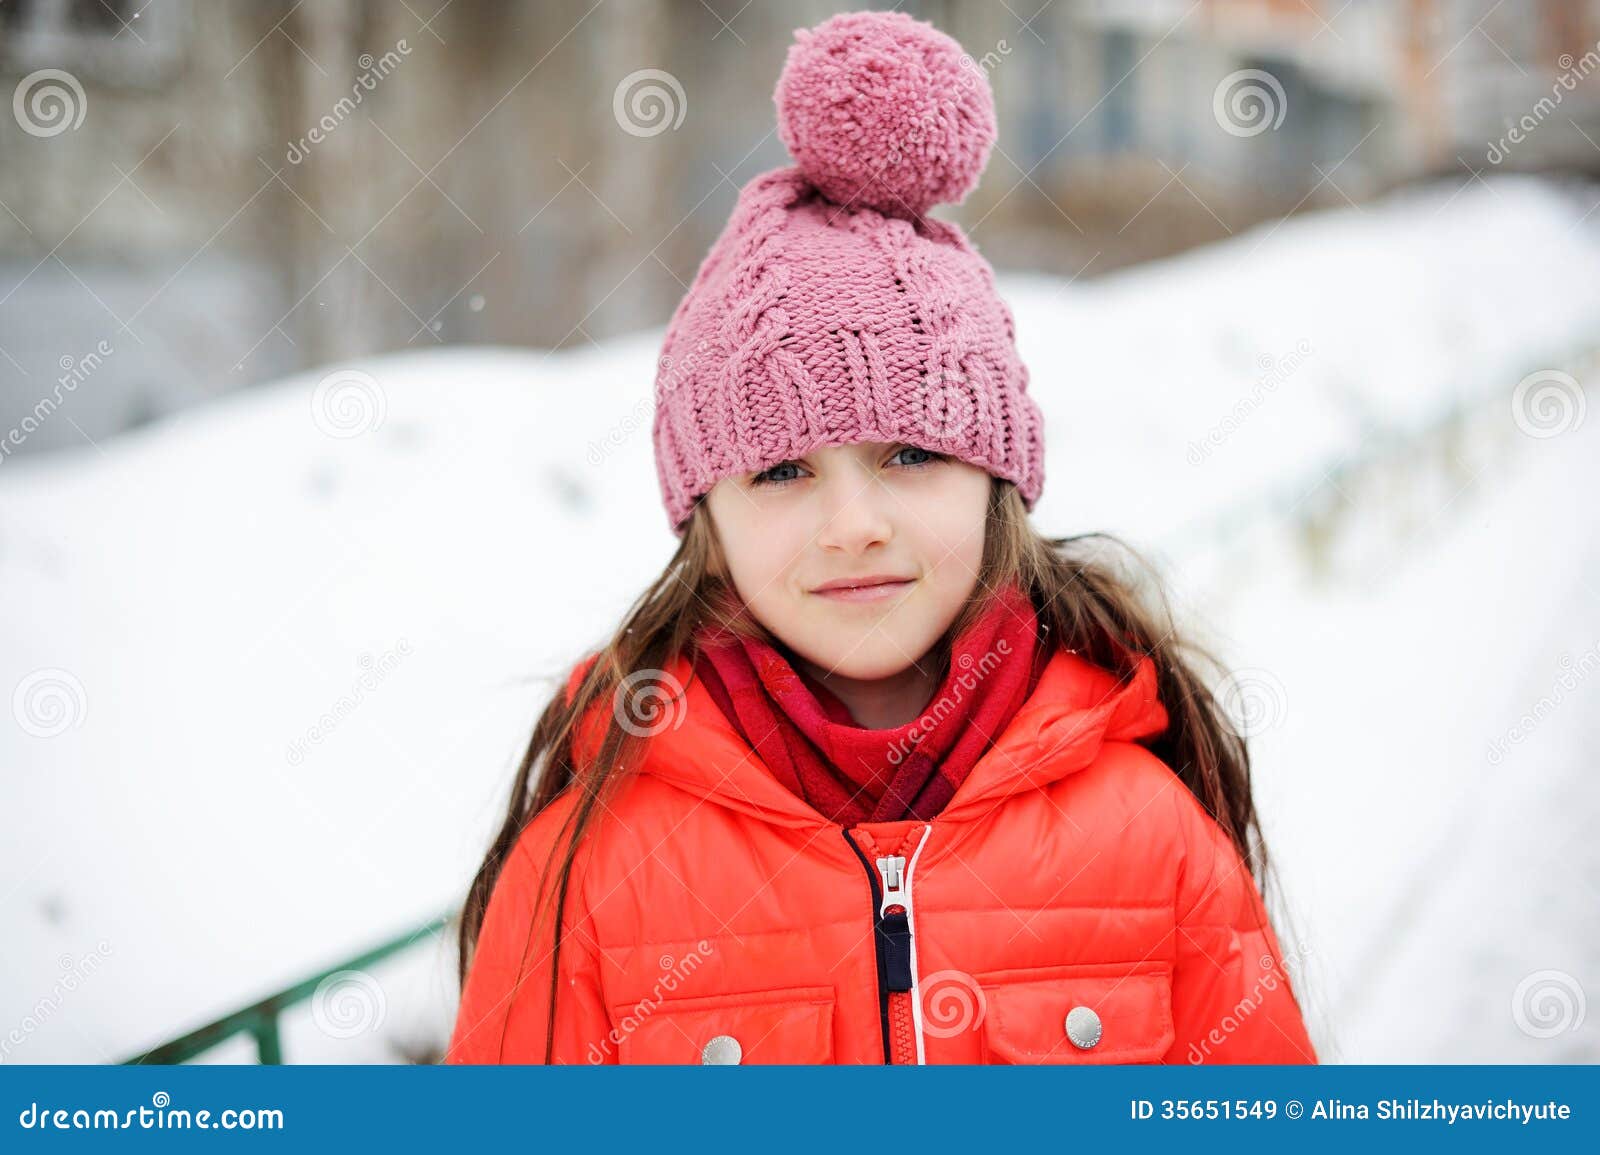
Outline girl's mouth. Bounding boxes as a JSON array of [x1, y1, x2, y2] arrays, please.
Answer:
[[809, 577, 917, 603]]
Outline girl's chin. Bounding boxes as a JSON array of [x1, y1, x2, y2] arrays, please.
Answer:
[[797, 635, 937, 683]]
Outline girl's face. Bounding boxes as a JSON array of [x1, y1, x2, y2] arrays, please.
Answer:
[[705, 441, 991, 681]]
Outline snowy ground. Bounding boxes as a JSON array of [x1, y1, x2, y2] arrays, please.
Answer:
[[2, 174, 1597, 1064]]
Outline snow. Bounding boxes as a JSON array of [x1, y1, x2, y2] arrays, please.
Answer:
[[3, 173, 1597, 1063], [1186, 393, 1600, 1062]]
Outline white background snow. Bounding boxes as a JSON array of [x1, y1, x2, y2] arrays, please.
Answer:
[[3, 174, 1597, 1064]]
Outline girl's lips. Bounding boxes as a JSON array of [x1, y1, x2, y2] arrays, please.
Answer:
[[810, 578, 916, 603]]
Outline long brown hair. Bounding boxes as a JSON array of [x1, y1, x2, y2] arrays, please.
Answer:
[[458, 479, 1288, 1059]]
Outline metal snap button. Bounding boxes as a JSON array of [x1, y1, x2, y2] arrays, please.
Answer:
[[700, 1034, 743, 1065], [1064, 1005, 1103, 1049]]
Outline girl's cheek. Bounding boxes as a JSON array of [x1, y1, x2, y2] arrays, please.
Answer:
[[739, 534, 803, 598]]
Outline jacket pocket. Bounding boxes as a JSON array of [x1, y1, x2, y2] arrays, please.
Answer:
[[973, 961, 1174, 1064], [608, 984, 836, 1065]]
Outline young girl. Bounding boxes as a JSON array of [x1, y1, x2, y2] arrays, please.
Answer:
[[447, 9, 1317, 1066]]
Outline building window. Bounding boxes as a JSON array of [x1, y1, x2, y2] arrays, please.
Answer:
[[1101, 27, 1137, 154]]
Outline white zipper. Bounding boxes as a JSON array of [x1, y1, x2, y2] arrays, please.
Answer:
[[875, 823, 934, 1064]]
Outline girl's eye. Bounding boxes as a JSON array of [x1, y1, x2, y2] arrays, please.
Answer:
[[750, 447, 943, 488], [891, 445, 944, 469], [751, 461, 805, 487]]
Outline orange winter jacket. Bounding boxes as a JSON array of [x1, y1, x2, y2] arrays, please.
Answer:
[[447, 645, 1318, 1065]]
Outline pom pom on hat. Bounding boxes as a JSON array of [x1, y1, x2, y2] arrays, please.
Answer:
[[774, 9, 997, 219]]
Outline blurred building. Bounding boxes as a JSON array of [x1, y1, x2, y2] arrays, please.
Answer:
[[967, 0, 1600, 266], [0, 0, 1597, 456]]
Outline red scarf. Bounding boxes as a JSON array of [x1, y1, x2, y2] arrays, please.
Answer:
[[692, 582, 1047, 826]]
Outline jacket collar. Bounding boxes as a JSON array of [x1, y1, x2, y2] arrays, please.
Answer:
[[627, 646, 1169, 829]]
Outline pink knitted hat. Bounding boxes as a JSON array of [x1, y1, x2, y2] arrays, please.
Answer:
[[651, 9, 1045, 534]]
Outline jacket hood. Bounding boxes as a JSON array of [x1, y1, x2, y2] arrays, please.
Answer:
[[580, 646, 1169, 830]]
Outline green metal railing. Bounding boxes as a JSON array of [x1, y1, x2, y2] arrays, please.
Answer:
[[123, 913, 453, 1065]]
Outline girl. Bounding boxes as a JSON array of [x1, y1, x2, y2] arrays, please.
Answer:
[[447, 9, 1317, 1066]]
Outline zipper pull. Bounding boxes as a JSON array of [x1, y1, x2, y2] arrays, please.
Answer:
[[875, 854, 914, 993], [876, 855, 907, 915]]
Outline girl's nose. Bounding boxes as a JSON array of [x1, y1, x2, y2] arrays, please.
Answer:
[[814, 474, 895, 555]]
